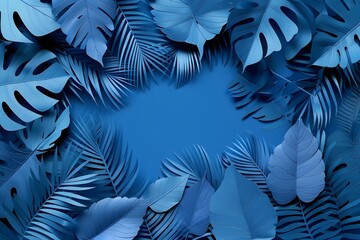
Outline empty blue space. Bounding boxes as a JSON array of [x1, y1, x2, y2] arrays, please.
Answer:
[[71, 63, 286, 181]]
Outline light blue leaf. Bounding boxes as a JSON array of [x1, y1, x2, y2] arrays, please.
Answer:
[[0, 44, 69, 131], [0, 0, 59, 43], [52, 0, 117, 65], [18, 107, 70, 151], [178, 178, 214, 237], [311, 0, 360, 68], [143, 175, 188, 213], [76, 197, 147, 240], [150, 0, 233, 57], [267, 119, 325, 204], [210, 166, 277, 239], [227, 0, 310, 69]]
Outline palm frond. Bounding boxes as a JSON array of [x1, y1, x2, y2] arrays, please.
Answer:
[[0, 145, 97, 240], [110, 0, 173, 88], [70, 118, 148, 199], [161, 145, 223, 189]]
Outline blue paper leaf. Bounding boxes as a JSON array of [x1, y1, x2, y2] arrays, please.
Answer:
[[76, 197, 147, 240], [267, 119, 325, 204], [210, 166, 277, 239], [0, 0, 59, 43], [18, 107, 70, 151], [227, 0, 310, 69], [52, 0, 117, 65], [178, 178, 215, 237], [311, 0, 360, 68], [143, 175, 188, 213], [150, 0, 233, 57], [0, 44, 69, 131]]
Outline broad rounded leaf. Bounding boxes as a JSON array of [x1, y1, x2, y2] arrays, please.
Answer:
[[150, 0, 233, 57], [267, 120, 325, 204], [227, 0, 306, 69], [52, 0, 116, 65], [0, 44, 69, 131], [311, 0, 360, 68], [210, 166, 277, 239], [178, 178, 215, 236], [76, 197, 147, 240], [143, 175, 188, 213], [0, 0, 59, 43]]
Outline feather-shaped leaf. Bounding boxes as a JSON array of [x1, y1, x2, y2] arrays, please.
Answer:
[[0, 143, 38, 218], [0, 0, 59, 42], [150, 0, 233, 57], [178, 178, 214, 237], [210, 166, 277, 239], [58, 52, 132, 109], [227, 0, 310, 69], [0, 145, 97, 240], [311, 0, 360, 68], [110, 0, 172, 88], [71, 118, 147, 199], [161, 145, 223, 189], [52, 0, 116, 65], [76, 197, 147, 240], [222, 133, 271, 195], [143, 175, 188, 213], [18, 107, 70, 152], [267, 120, 325, 204], [0, 44, 69, 131]]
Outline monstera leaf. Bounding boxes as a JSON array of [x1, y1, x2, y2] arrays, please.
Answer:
[[150, 0, 233, 57], [143, 175, 188, 213], [76, 197, 147, 240], [18, 107, 70, 151], [227, 0, 309, 69], [267, 120, 325, 204], [52, 0, 116, 65], [210, 166, 277, 239], [0, 44, 69, 131], [311, 0, 360, 68], [0, 0, 59, 43]]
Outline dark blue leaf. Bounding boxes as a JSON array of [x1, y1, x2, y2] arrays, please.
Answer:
[[178, 178, 214, 237]]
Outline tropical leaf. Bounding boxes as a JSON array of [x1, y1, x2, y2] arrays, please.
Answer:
[[57, 52, 132, 109], [0, 0, 59, 43], [71, 118, 147, 199], [136, 206, 186, 240], [52, 0, 116, 65], [311, 0, 360, 68], [143, 175, 188, 213], [76, 197, 147, 240], [222, 133, 271, 195], [18, 107, 70, 152], [267, 120, 325, 204], [210, 166, 277, 239], [0, 145, 97, 240], [227, 62, 290, 123], [150, 0, 233, 57], [177, 178, 214, 238], [161, 145, 223, 189], [110, 0, 172, 88], [227, 0, 311, 69], [0, 142, 39, 218], [0, 43, 69, 131]]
